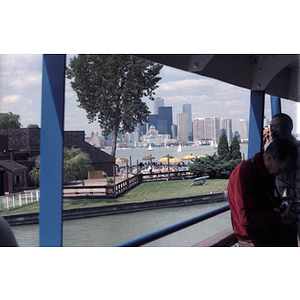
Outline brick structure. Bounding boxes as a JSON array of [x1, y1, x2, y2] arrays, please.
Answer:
[[0, 129, 115, 192]]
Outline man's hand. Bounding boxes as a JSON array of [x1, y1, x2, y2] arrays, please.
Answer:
[[263, 127, 272, 144], [281, 202, 298, 225]]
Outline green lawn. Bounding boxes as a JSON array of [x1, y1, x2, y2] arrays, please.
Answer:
[[0, 179, 229, 215]]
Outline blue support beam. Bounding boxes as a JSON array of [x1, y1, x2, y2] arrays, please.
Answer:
[[39, 55, 66, 247], [270, 96, 281, 116], [248, 90, 265, 159]]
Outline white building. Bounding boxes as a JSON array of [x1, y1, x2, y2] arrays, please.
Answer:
[[141, 125, 171, 147], [238, 119, 249, 142], [221, 118, 233, 143], [177, 113, 189, 143], [192, 117, 220, 144]]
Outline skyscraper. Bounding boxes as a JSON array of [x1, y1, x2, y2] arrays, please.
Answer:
[[193, 118, 205, 141], [192, 117, 220, 143], [183, 103, 193, 141], [221, 118, 233, 143], [238, 119, 249, 142], [205, 117, 220, 143], [153, 97, 164, 114], [177, 113, 189, 143], [158, 106, 172, 135]]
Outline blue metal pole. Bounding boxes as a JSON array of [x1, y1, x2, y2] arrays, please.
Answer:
[[270, 96, 281, 116], [248, 90, 265, 159], [39, 55, 66, 247], [115, 205, 230, 247]]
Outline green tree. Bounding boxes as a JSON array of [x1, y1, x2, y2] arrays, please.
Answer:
[[217, 132, 230, 161], [230, 135, 242, 160], [27, 124, 39, 128], [66, 54, 163, 157], [189, 153, 241, 179], [29, 147, 94, 186], [63, 147, 94, 184], [0, 112, 22, 129]]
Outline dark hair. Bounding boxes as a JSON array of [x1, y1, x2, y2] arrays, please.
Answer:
[[272, 113, 293, 132], [266, 137, 298, 162]]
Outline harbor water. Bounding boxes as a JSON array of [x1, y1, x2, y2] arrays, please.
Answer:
[[11, 145, 246, 247], [11, 201, 231, 247], [103, 144, 248, 166]]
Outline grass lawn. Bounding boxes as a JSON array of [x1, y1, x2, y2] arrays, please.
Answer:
[[0, 179, 229, 215]]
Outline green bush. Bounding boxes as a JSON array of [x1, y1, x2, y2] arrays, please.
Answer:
[[189, 153, 241, 179]]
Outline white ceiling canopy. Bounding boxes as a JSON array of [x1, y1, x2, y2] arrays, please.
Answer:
[[137, 54, 300, 102]]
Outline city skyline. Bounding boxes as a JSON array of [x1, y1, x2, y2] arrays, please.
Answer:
[[1, 54, 300, 137]]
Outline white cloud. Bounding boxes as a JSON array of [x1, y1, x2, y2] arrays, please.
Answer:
[[1, 94, 33, 106]]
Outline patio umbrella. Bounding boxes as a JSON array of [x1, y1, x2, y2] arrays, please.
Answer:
[[169, 157, 183, 164], [197, 155, 206, 158], [143, 155, 156, 161], [158, 157, 169, 163], [158, 154, 174, 163], [115, 158, 128, 163], [182, 154, 196, 160], [163, 154, 174, 158]]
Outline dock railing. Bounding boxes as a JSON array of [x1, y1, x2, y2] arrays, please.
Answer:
[[115, 204, 237, 247]]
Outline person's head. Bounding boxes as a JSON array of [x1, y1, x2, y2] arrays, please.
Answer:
[[270, 113, 293, 139], [263, 137, 298, 176]]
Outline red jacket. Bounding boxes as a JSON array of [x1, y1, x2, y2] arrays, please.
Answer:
[[228, 152, 296, 246]]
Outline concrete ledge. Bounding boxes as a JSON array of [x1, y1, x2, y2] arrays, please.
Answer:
[[3, 192, 228, 226]]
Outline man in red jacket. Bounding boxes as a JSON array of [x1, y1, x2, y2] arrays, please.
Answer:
[[228, 137, 299, 247]]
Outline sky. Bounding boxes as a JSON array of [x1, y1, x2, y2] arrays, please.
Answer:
[[2, 1, 300, 293], [0, 54, 300, 137]]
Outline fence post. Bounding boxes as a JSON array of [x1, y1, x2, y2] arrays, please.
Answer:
[[25, 192, 28, 205], [19, 193, 22, 207], [12, 194, 15, 208], [6, 196, 9, 210]]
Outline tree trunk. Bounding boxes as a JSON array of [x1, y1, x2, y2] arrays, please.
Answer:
[[111, 126, 118, 158]]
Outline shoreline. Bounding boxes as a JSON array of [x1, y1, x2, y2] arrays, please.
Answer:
[[3, 192, 228, 226]]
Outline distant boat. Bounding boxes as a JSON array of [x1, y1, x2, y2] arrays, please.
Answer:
[[177, 144, 182, 153], [148, 144, 153, 151], [211, 141, 218, 149]]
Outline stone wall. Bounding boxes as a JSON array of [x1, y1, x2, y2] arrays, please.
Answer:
[[3, 193, 228, 226]]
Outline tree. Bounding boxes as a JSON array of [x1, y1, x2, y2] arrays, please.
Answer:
[[0, 112, 22, 129], [189, 153, 241, 179], [63, 147, 94, 184], [29, 147, 94, 186], [66, 54, 163, 157], [27, 124, 39, 128], [217, 132, 230, 161], [230, 135, 242, 160]]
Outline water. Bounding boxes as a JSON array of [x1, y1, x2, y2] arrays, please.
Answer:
[[11, 202, 231, 247], [103, 144, 248, 166], [11, 144, 244, 247]]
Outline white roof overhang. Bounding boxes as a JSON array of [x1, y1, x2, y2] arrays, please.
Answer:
[[136, 54, 300, 102]]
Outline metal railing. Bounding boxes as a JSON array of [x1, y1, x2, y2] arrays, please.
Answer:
[[0, 189, 40, 211], [115, 204, 230, 247]]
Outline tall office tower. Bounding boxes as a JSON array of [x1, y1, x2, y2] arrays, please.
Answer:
[[171, 124, 177, 139], [221, 118, 233, 143], [148, 114, 158, 129], [153, 97, 164, 114], [177, 113, 189, 143], [192, 118, 205, 141], [238, 119, 249, 142], [158, 106, 173, 135], [204, 117, 220, 143], [137, 123, 147, 140], [183, 103, 193, 141]]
